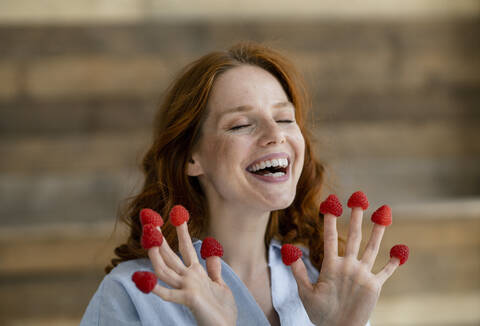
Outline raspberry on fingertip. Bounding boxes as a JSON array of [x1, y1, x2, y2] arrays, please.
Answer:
[[371, 205, 392, 226], [319, 194, 343, 217], [140, 208, 164, 227], [132, 271, 157, 293], [170, 205, 190, 226], [200, 237, 224, 259], [347, 191, 369, 210], [390, 244, 409, 265], [141, 224, 164, 249], [281, 244, 303, 266]]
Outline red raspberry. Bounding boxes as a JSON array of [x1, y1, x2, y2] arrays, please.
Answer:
[[169, 205, 190, 226], [132, 271, 157, 293], [390, 244, 409, 265], [319, 194, 343, 217], [141, 224, 163, 249], [281, 244, 303, 266], [140, 208, 164, 227], [347, 191, 369, 210], [371, 205, 392, 226], [200, 237, 224, 259]]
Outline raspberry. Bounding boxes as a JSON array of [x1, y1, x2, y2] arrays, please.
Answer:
[[347, 191, 369, 210], [281, 244, 303, 266], [141, 224, 163, 249], [132, 271, 157, 293], [140, 208, 164, 227], [319, 194, 343, 217], [200, 237, 224, 259], [371, 205, 392, 226], [170, 205, 190, 226], [390, 244, 409, 265]]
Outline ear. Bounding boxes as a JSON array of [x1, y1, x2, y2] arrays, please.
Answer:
[[186, 155, 204, 177]]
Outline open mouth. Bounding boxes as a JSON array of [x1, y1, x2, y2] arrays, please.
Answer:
[[246, 157, 289, 177], [249, 165, 287, 176]]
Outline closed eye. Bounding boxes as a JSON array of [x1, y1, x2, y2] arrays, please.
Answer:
[[277, 120, 294, 123], [229, 124, 251, 131]]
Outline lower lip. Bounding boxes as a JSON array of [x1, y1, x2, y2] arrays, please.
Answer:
[[247, 168, 290, 183]]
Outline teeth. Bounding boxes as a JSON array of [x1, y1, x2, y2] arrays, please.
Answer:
[[248, 158, 289, 172], [264, 172, 286, 177]]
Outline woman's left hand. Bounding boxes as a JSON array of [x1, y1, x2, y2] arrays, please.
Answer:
[[289, 204, 401, 326]]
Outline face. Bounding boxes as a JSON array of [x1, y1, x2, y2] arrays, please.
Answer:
[[188, 65, 305, 212]]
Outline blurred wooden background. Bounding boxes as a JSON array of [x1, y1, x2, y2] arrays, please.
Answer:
[[0, 1, 479, 325]]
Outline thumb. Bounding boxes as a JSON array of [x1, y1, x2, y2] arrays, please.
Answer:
[[281, 244, 313, 293], [206, 256, 224, 284], [291, 258, 314, 292], [201, 237, 226, 285]]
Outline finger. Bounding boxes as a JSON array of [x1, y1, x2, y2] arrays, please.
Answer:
[[158, 235, 187, 274], [205, 256, 226, 286], [323, 213, 338, 258], [376, 257, 400, 285], [152, 284, 186, 304], [148, 247, 182, 288], [290, 258, 314, 292], [360, 224, 385, 270], [176, 222, 199, 266], [345, 207, 364, 258]]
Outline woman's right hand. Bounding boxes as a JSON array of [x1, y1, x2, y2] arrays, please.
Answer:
[[144, 220, 237, 326]]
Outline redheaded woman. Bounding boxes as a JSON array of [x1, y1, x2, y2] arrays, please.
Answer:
[[80, 42, 405, 326]]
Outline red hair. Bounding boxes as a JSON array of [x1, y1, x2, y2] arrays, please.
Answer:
[[106, 41, 340, 274]]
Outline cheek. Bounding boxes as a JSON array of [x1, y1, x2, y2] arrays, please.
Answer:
[[293, 131, 306, 156], [201, 135, 242, 171]]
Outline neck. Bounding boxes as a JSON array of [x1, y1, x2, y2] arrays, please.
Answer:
[[202, 205, 271, 282]]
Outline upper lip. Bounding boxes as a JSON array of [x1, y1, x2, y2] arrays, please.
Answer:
[[246, 152, 290, 170]]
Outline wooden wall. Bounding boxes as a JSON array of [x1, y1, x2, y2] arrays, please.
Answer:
[[0, 9, 479, 326]]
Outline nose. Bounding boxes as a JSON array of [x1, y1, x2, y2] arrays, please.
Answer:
[[258, 120, 286, 146]]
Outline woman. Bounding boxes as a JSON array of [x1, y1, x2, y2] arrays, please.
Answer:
[[80, 41, 407, 326]]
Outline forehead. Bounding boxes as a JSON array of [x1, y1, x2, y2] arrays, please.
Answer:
[[206, 65, 291, 118]]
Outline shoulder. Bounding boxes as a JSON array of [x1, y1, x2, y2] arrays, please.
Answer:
[[81, 258, 195, 326]]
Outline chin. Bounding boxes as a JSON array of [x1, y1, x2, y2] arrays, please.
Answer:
[[265, 193, 296, 211]]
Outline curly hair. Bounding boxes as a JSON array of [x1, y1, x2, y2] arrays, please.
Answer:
[[106, 41, 342, 274]]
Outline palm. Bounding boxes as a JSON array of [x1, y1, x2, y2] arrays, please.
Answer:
[[179, 262, 237, 324], [143, 222, 238, 326], [290, 207, 400, 326]]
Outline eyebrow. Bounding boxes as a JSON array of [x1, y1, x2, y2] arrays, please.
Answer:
[[219, 101, 294, 117]]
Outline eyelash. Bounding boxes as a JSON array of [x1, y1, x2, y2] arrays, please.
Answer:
[[229, 120, 294, 131]]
